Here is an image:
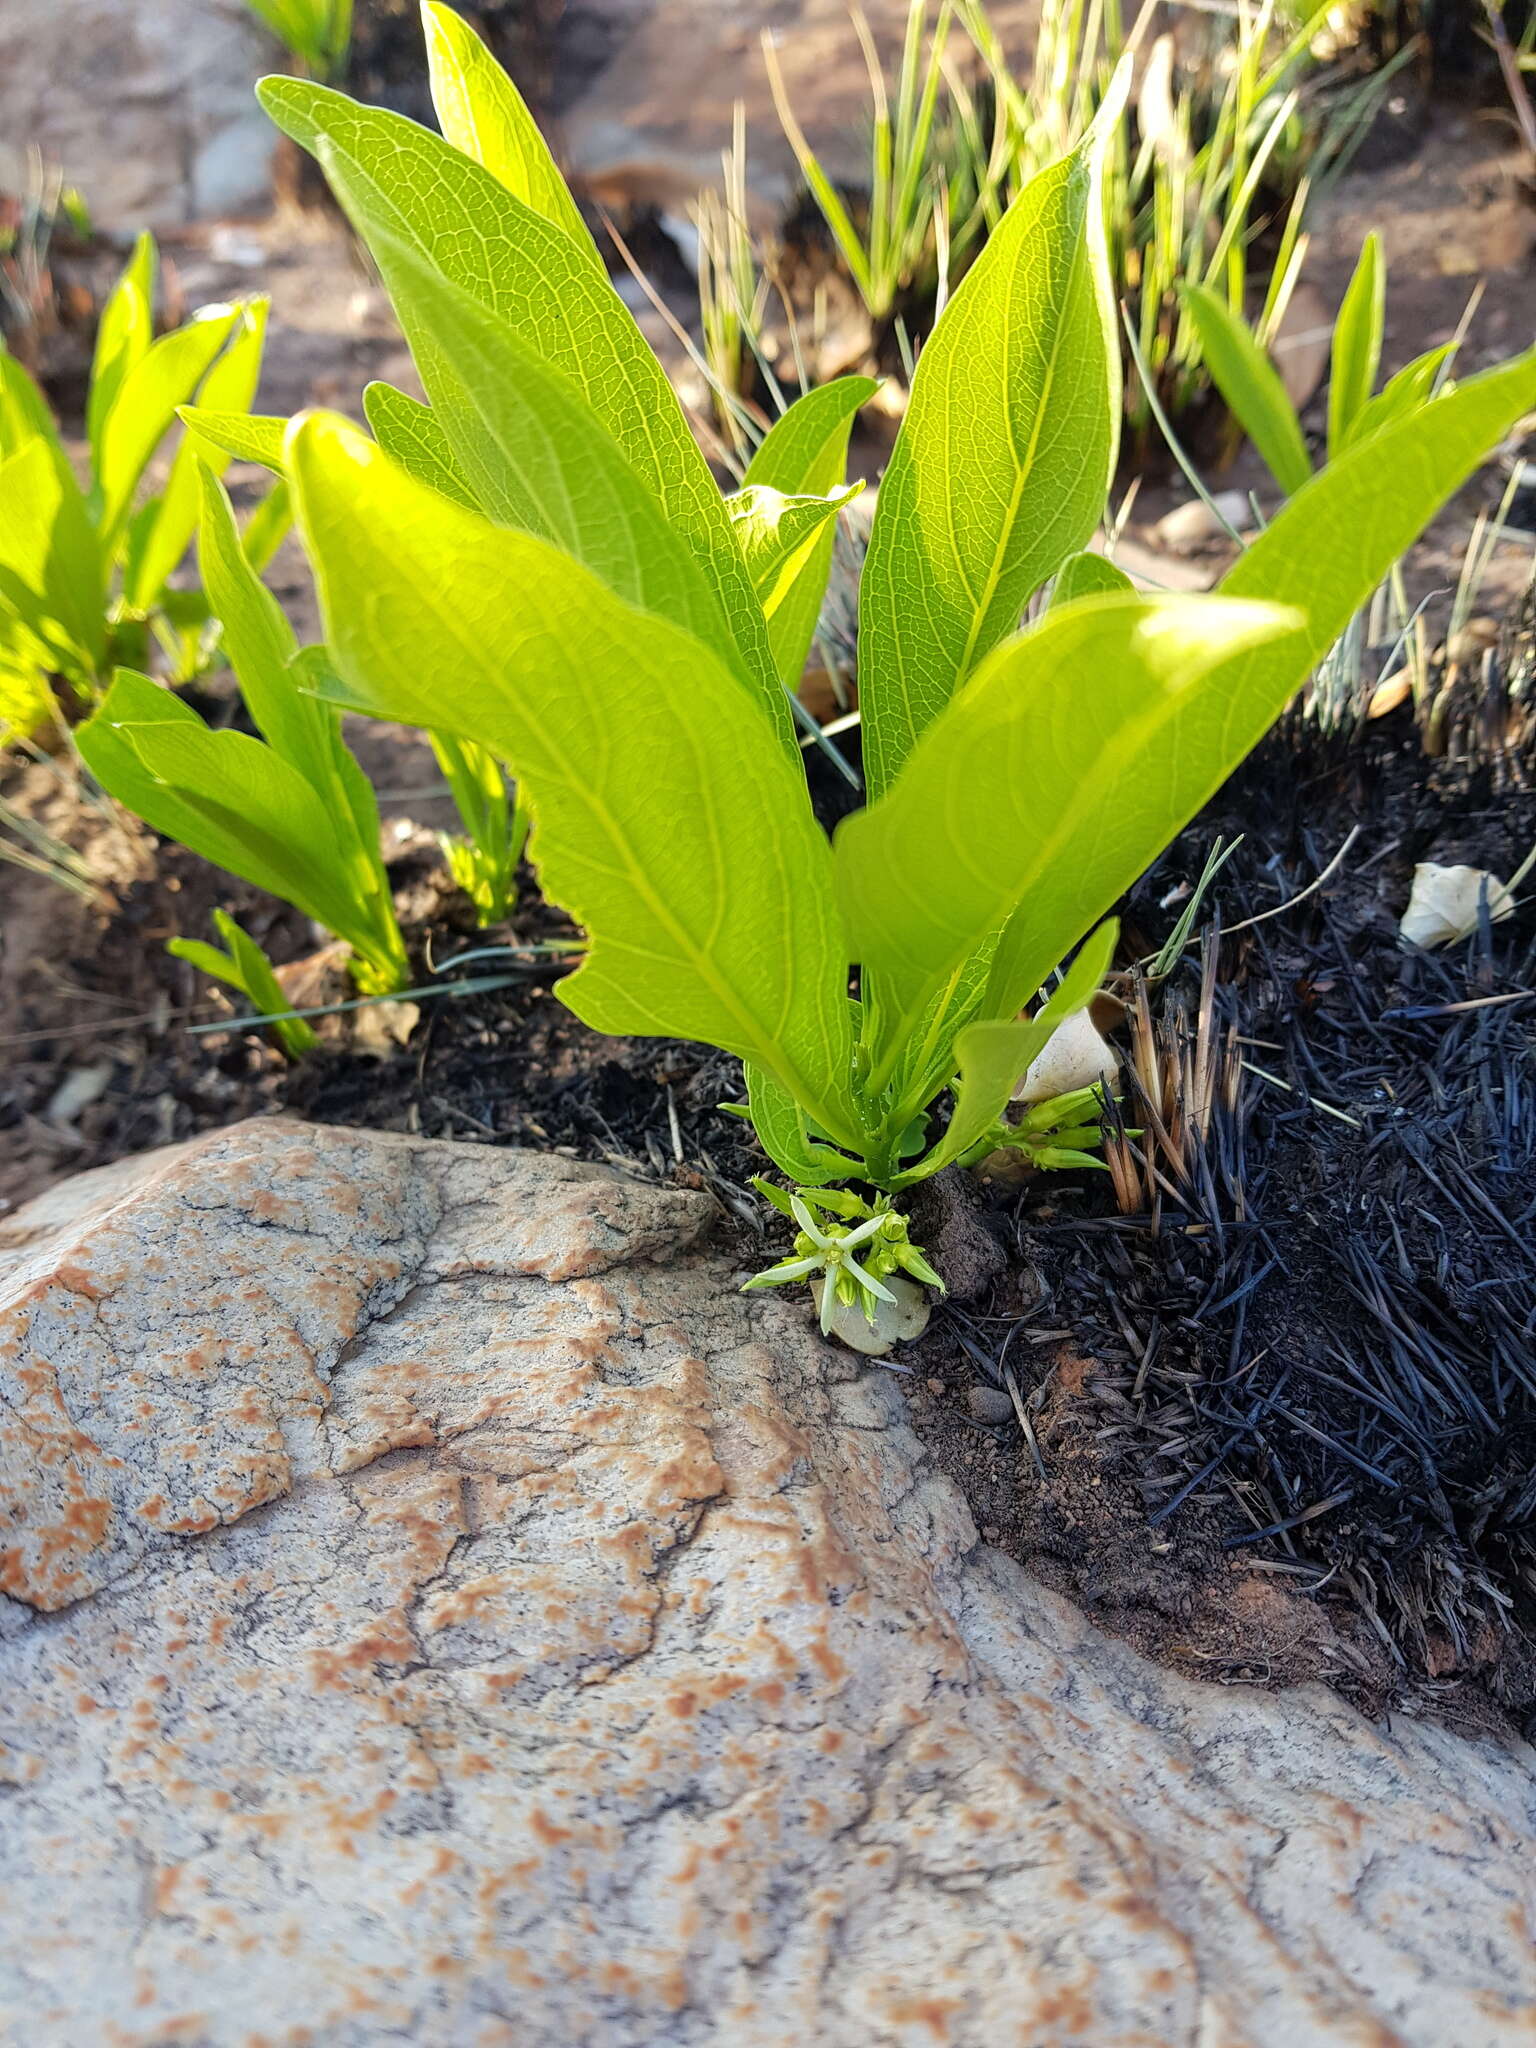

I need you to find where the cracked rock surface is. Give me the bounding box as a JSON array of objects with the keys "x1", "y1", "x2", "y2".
[{"x1": 2, "y1": 1117, "x2": 1534, "y2": 2047}]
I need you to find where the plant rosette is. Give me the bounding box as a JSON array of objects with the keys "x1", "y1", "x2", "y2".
[{"x1": 179, "y1": 3, "x2": 1536, "y2": 1354}]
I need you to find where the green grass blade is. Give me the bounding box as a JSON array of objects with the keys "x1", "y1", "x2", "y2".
[
  {"x1": 1328, "y1": 231, "x2": 1384, "y2": 460},
  {"x1": 1180, "y1": 282, "x2": 1312, "y2": 496}
]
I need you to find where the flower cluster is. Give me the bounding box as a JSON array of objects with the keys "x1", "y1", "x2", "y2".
[{"x1": 742, "y1": 1184, "x2": 944, "y2": 1334}]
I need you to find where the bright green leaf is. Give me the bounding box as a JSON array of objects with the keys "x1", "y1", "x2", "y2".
[
  {"x1": 897, "y1": 919, "x2": 1118, "y2": 1186},
  {"x1": 259, "y1": 77, "x2": 793, "y2": 751},
  {"x1": 126, "y1": 299, "x2": 271, "y2": 610},
  {"x1": 179, "y1": 407, "x2": 289, "y2": 472},
  {"x1": 744, "y1": 1062, "x2": 864, "y2": 1185},
  {"x1": 421, "y1": 1, "x2": 600, "y2": 265},
  {"x1": 362, "y1": 383, "x2": 479, "y2": 509},
  {"x1": 742, "y1": 376, "x2": 875, "y2": 689},
  {"x1": 287, "y1": 409, "x2": 859, "y2": 1143},
  {"x1": 744, "y1": 378, "x2": 878, "y2": 495},
  {"x1": 283, "y1": 641, "x2": 396, "y2": 902},
  {"x1": 195, "y1": 466, "x2": 311, "y2": 762},
  {"x1": 244, "y1": 0, "x2": 350, "y2": 77},
  {"x1": 727, "y1": 483, "x2": 862, "y2": 639},
  {"x1": 432, "y1": 729, "x2": 524, "y2": 925},
  {"x1": 87, "y1": 232, "x2": 156, "y2": 474},
  {"x1": 171, "y1": 908, "x2": 318, "y2": 1058},
  {"x1": 77, "y1": 669, "x2": 381, "y2": 946},
  {"x1": 338, "y1": 213, "x2": 752, "y2": 676},
  {"x1": 0, "y1": 352, "x2": 62, "y2": 462},
  {"x1": 1048, "y1": 550, "x2": 1136, "y2": 608},
  {"x1": 241, "y1": 478, "x2": 294, "y2": 573},
  {"x1": 1180, "y1": 282, "x2": 1312, "y2": 496},
  {"x1": 1347, "y1": 343, "x2": 1455, "y2": 453},
  {"x1": 836, "y1": 593, "x2": 1302, "y2": 1085},
  {"x1": 857, "y1": 82, "x2": 1124, "y2": 799},
  {"x1": 97, "y1": 307, "x2": 241, "y2": 548},
  {"x1": 980, "y1": 347, "x2": 1536, "y2": 1029},
  {"x1": 0, "y1": 437, "x2": 108, "y2": 684},
  {"x1": 0, "y1": 660, "x2": 58, "y2": 741}
]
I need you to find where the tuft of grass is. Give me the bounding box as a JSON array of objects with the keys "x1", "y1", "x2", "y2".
[
  {"x1": 693, "y1": 105, "x2": 779, "y2": 456},
  {"x1": 763, "y1": 0, "x2": 1416, "y2": 438},
  {"x1": 241, "y1": 0, "x2": 352, "y2": 83},
  {"x1": 763, "y1": 1, "x2": 958, "y2": 325},
  {"x1": 0, "y1": 791, "x2": 99, "y2": 901}
]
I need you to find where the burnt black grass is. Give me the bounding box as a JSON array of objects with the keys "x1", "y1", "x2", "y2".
[{"x1": 986, "y1": 714, "x2": 1536, "y2": 1711}]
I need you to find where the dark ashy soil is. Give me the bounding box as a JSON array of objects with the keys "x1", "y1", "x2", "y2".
[
  {"x1": 902, "y1": 685, "x2": 1536, "y2": 1733},
  {"x1": 0, "y1": 710, "x2": 864, "y2": 1216}
]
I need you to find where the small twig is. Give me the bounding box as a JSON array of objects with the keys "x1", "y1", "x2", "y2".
[
  {"x1": 597, "y1": 206, "x2": 761, "y2": 471},
  {"x1": 1484, "y1": 0, "x2": 1536, "y2": 162},
  {"x1": 1240, "y1": 1059, "x2": 1364, "y2": 1129},
  {"x1": 1381, "y1": 990, "x2": 1533, "y2": 1021},
  {"x1": 1120, "y1": 301, "x2": 1244, "y2": 543},
  {"x1": 665, "y1": 1084, "x2": 684, "y2": 1165},
  {"x1": 187, "y1": 971, "x2": 527, "y2": 1037},
  {"x1": 1223, "y1": 826, "x2": 1362, "y2": 937},
  {"x1": 1003, "y1": 1360, "x2": 1047, "y2": 1482},
  {"x1": 0, "y1": 1006, "x2": 197, "y2": 1049}
]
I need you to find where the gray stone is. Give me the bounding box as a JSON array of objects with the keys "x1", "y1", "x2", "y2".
[
  {"x1": 811, "y1": 1269, "x2": 930, "y2": 1355},
  {"x1": 2, "y1": 1118, "x2": 1535, "y2": 2046},
  {"x1": 0, "y1": 0, "x2": 272, "y2": 230},
  {"x1": 563, "y1": 0, "x2": 1040, "y2": 206},
  {"x1": 1152, "y1": 489, "x2": 1254, "y2": 554},
  {"x1": 966, "y1": 1383, "x2": 1016, "y2": 1424}
]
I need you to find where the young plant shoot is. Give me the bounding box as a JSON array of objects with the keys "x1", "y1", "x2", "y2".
[
  {"x1": 1181, "y1": 232, "x2": 1454, "y2": 499},
  {"x1": 242, "y1": 0, "x2": 353, "y2": 83},
  {"x1": 255, "y1": 4, "x2": 1536, "y2": 1327},
  {"x1": 77, "y1": 469, "x2": 410, "y2": 996},
  {"x1": 432, "y1": 731, "x2": 528, "y2": 926},
  {"x1": 170, "y1": 908, "x2": 319, "y2": 1059},
  {"x1": 0, "y1": 235, "x2": 268, "y2": 742}
]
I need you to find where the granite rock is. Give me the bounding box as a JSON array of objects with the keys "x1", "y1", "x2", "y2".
[{"x1": 2, "y1": 1118, "x2": 1534, "y2": 2046}]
